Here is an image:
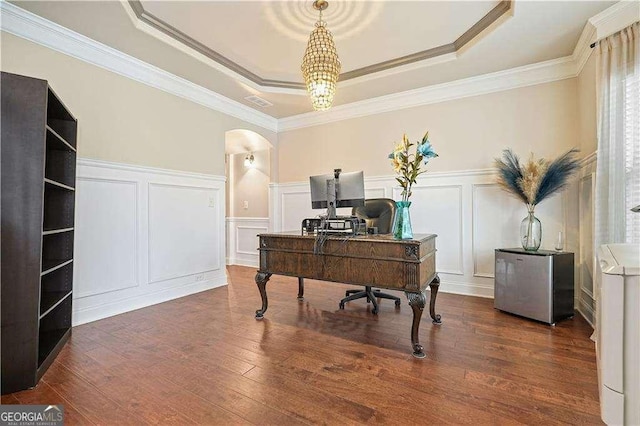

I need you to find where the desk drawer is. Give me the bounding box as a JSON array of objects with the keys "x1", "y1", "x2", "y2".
[{"x1": 259, "y1": 234, "x2": 437, "y2": 291}]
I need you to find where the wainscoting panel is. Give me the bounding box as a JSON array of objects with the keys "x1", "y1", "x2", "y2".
[
  {"x1": 226, "y1": 217, "x2": 269, "y2": 267},
  {"x1": 578, "y1": 159, "x2": 596, "y2": 325},
  {"x1": 72, "y1": 159, "x2": 226, "y2": 326},
  {"x1": 272, "y1": 172, "x2": 496, "y2": 297},
  {"x1": 472, "y1": 184, "x2": 522, "y2": 278},
  {"x1": 472, "y1": 184, "x2": 565, "y2": 278},
  {"x1": 148, "y1": 183, "x2": 221, "y2": 284},
  {"x1": 405, "y1": 185, "x2": 464, "y2": 275},
  {"x1": 74, "y1": 178, "x2": 138, "y2": 298},
  {"x1": 281, "y1": 191, "x2": 316, "y2": 232},
  {"x1": 270, "y1": 167, "x2": 589, "y2": 299}
]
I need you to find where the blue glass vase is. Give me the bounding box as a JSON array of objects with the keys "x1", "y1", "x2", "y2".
[{"x1": 393, "y1": 201, "x2": 413, "y2": 240}]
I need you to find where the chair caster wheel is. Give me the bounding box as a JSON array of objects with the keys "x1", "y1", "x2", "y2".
[
  {"x1": 339, "y1": 302, "x2": 345, "y2": 310},
  {"x1": 345, "y1": 291, "x2": 350, "y2": 297},
  {"x1": 395, "y1": 300, "x2": 401, "y2": 307},
  {"x1": 372, "y1": 308, "x2": 378, "y2": 315}
]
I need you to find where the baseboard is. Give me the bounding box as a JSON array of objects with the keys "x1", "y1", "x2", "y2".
[
  {"x1": 72, "y1": 275, "x2": 227, "y2": 326},
  {"x1": 439, "y1": 280, "x2": 494, "y2": 298},
  {"x1": 577, "y1": 299, "x2": 595, "y2": 327},
  {"x1": 227, "y1": 257, "x2": 259, "y2": 268}
]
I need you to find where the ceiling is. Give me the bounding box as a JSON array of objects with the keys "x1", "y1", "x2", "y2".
[{"x1": 9, "y1": 1, "x2": 616, "y2": 118}]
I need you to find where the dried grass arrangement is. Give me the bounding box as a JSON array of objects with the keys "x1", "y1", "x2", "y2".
[
  {"x1": 495, "y1": 148, "x2": 581, "y2": 209},
  {"x1": 494, "y1": 148, "x2": 581, "y2": 251}
]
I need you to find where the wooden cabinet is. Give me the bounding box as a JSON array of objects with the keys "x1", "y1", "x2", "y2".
[{"x1": 1, "y1": 72, "x2": 77, "y2": 394}]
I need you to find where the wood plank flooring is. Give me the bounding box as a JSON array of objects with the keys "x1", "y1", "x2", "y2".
[{"x1": 2, "y1": 265, "x2": 602, "y2": 425}]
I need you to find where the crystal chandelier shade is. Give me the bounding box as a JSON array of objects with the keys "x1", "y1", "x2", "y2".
[{"x1": 301, "y1": 1, "x2": 341, "y2": 111}]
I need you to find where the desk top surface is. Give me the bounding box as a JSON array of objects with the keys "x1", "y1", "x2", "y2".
[{"x1": 258, "y1": 232, "x2": 436, "y2": 244}]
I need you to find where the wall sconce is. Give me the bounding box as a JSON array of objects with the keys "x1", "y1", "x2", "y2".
[{"x1": 244, "y1": 153, "x2": 255, "y2": 168}]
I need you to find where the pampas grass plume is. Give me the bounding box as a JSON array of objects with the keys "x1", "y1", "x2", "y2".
[{"x1": 495, "y1": 148, "x2": 580, "y2": 207}]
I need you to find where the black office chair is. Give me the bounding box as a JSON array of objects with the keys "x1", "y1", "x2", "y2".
[{"x1": 339, "y1": 198, "x2": 401, "y2": 314}]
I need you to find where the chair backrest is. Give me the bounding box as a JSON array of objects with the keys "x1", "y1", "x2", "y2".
[{"x1": 352, "y1": 198, "x2": 396, "y2": 234}]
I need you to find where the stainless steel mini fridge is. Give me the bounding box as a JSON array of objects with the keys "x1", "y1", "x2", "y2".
[{"x1": 494, "y1": 248, "x2": 574, "y2": 325}]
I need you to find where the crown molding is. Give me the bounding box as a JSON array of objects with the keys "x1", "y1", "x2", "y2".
[
  {"x1": 1, "y1": 0, "x2": 634, "y2": 135},
  {"x1": 572, "y1": 22, "x2": 597, "y2": 75},
  {"x1": 0, "y1": 0, "x2": 278, "y2": 132},
  {"x1": 589, "y1": 0, "x2": 640, "y2": 32},
  {"x1": 278, "y1": 56, "x2": 577, "y2": 131},
  {"x1": 278, "y1": 0, "x2": 639, "y2": 131}
]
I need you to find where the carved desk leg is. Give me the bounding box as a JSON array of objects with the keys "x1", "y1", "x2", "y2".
[
  {"x1": 255, "y1": 272, "x2": 272, "y2": 319},
  {"x1": 297, "y1": 277, "x2": 304, "y2": 301},
  {"x1": 406, "y1": 291, "x2": 427, "y2": 359},
  {"x1": 429, "y1": 274, "x2": 442, "y2": 324}
]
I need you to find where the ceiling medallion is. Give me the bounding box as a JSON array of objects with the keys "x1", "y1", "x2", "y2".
[{"x1": 301, "y1": 0, "x2": 341, "y2": 111}]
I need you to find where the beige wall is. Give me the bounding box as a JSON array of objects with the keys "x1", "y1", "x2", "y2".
[
  {"x1": 1, "y1": 33, "x2": 276, "y2": 176},
  {"x1": 277, "y1": 79, "x2": 580, "y2": 182},
  {"x1": 577, "y1": 53, "x2": 598, "y2": 155},
  {"x1": 229, "y1": 149, "x2": 270, "y2": 217}
]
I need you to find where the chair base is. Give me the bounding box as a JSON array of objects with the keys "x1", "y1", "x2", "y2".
[{"x1": 339, "y1": 286, "x2": 401, "y2": 315}]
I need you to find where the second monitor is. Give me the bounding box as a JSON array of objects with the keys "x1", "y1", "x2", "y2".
[{"x1": 310, "y1": 169, "x2": 365, "y2": 219}]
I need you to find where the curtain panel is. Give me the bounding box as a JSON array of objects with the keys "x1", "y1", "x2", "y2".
[
  {"x1": 593, "y1": 22, "x2": 640, "y2": 335},
  {"x1": 595, "y1": 21, "x2": 639, "y2": 248}
]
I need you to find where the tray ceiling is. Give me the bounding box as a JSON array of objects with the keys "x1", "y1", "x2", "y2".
[
  {"x1": 134, "y1": 0, "x2": 508, "y2": 88},
  {"x1": 6, "y1": 1, "x2": 618, "y2": 118}
]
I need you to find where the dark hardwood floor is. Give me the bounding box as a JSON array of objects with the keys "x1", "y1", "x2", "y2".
[{"x1": 2, "y1": 265, "x2": 602, "y2": 425}]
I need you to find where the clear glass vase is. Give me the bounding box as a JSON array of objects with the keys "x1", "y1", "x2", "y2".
[
  {"x1": 393, "y1": 201, "x2": 413, "y2": 240},
  {"x1": 520, "y1": 205, "x2": 542, "y2": 251}
]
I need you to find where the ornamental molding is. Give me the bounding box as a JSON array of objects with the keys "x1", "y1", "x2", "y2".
[{"x1": 1, "y1": 0, "x2": 636, "y2": 131}]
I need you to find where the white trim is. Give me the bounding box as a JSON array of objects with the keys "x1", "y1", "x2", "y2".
[
  {"x1": 572, "y1": 23, "x2": 597, "y2": 75},
  {"x1": 278, "y1": 57, "x2": 577, "y2": 131},
  {"x1": 275, "y1": 168, "x2": 496, "y2": 189},
  {"x1": 225, "y1": 217, "x2": 269, "y2": 268},
  {"x1": 225, "y1": 217, "x2": 270, "y2": 223},
  {"x1": 440, "y1": 280, "x2": 493, "y2": 299},
  {"x1": 577, "y1": 298, "x2": 595, "y2": 327},
  {"x1": 236, "y1": 225, "x2": 267, "y2": 255},
  {"x1": 580, "y1": 151, "x2": 598, "y2": 167},
  {"x1": 73, "y1": 275, "x2": 225, "y2": 326},
  {"x1": 73, "y1": 158, "x2": 227, "y2": 325},
  {"x1": 118, "y1": 0, "x2": 304, "y2": 97},
  {"x1": 78, "y1": 158, "x2": 225, "y2": 182},
  {"x1": 0, "y1": 0, "x2": 278, "y2": 132},
  {"x1": 2, "y1": 0, "x2": 635, "y2": 133},
  {"x1": 588, "y1": 0, "x2": 640, "y2": 34}
]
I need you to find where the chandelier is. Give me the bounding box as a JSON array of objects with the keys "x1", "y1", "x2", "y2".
[{"x1": 301, "y1": 0, "x2": 341, "y2": 111}]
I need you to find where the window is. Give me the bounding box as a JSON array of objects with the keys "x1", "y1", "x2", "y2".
[{"x1": 624, "y1": 72, "x2": 640, "y2": 243}]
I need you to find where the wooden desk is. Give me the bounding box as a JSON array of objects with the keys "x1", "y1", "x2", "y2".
[{"x1": 254, "y1": 232, "x2": 440, "y2": 358}]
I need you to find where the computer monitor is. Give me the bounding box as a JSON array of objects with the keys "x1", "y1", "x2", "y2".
[{"x1": 310, "y1": 169, "x2": 365, "y2": 218}]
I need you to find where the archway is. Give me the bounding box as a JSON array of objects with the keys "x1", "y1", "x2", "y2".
[{"x1": 224, "y1": 129, "x2": 273, "y2": 266}]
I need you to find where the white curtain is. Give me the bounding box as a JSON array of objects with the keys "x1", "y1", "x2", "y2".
[
  {"x1": 593, "y1": 22, "x2": 640, "y2": 336},
  {"x1": 595, "y1": 22, "x2": 640, "y2": 248}
]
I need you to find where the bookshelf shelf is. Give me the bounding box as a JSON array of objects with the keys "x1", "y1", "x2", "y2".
[{"x1": 1, "y1": 72, "x2": 77, "y2": 394}]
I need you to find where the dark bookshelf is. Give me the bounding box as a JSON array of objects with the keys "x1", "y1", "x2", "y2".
[{"x1": 1, "y1": 72, "x2": 77, "y2": 394}]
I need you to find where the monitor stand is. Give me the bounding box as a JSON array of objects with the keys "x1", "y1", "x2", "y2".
[{"x1": 326, "y1": 176, "x2": 337, "y2": 219}]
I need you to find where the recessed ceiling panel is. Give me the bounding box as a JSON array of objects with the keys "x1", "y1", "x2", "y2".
[{"x1": 140, "y1": 0, "x2": 499, "y2": 82}]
